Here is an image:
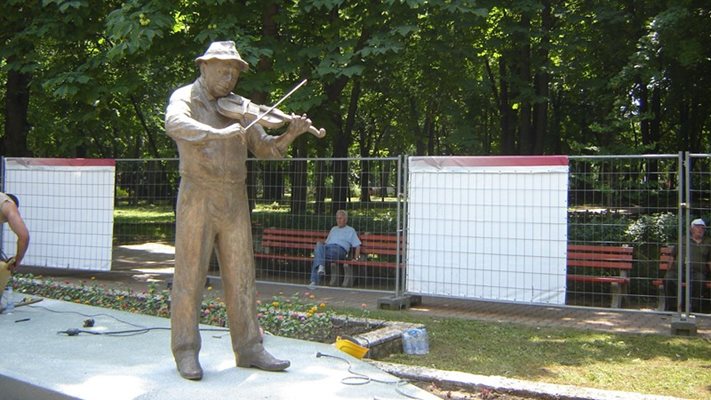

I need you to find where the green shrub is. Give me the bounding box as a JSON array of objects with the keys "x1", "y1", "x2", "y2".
[
  {"x1": 623, "y1": 212, "x2": 677, "y2": 245},
  {"x1": 568, "y1": 211, "x2": 632, "y2": 244}
]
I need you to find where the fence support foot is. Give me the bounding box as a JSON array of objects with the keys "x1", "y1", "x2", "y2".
[
  {"x1": 377, "y1": 295, "x2": 421, "y2": 310},
  {"x1": 671, "y1": 314, "x2": 697, "y2": 336}
]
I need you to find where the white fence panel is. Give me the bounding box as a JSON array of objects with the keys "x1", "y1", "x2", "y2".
[
  {"x1": 406, "y1": 156, "x2": 569, "y2": 304},
  {"x1": 2, "y1": 158, "x2": 115, "y2": 271}
]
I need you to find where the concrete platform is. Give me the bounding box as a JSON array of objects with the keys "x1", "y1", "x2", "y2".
[{"x1": 0, "y1": 296, "x2": 438, "y2": 400}]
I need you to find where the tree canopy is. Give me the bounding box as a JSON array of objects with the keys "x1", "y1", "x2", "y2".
[{"x1": 2, "y1": 0, "x2": 710, "y2": 159}]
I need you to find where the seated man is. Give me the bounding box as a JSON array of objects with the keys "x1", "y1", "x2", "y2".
[
  {"x1": 308, "y1": 210, "x2": 360, "y2": 290},
  {"x1": 664, "y1": 218, "x2": 711, "y2": 313}
]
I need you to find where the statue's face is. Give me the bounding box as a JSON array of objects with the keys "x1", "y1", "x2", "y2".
[{"x1": 200, "y1": 60, "x2": 240, "y2": 98}]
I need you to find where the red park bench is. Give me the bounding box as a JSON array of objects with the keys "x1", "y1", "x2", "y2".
[
  {"x1": 566, "y1": 244, "x2": 634, "y2": 308},
  {"x1": 255, "y1": 228, "x2": 403, "y2": 287}
]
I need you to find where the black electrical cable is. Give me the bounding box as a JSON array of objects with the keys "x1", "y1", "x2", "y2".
[
  {"x1": 57, "y1": 326, "x2": 231, "y2": 337},
  {"x1": 29, "y1": 304, "x2": 149, "y2": 329},
  {"x1": 28, "y1": 304, "x2": 230, "y2": 337},
  {"x1": 57, "y1": 327, "x2": 170, "y2": 337},
  {"x1": 315, "y1": 352, "x2": 425, "y2": 400}
]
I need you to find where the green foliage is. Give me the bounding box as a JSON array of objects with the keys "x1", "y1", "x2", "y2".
[
  {"x1": 104, "y1": 0, "x2": 174, "y2": 61},
  {"x1": 568, "y1": 211, "x2": 632, "y2": 244},
  {"x1": 624, "y1": 212, "x2": 678, "y2": 245},
  {"x1": 2, "y1": 1, "x2": 711, "y2": 159}
]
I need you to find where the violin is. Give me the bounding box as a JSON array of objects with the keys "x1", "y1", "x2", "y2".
[{"x1": 216, "y1": 93, "x2": 326, "y2": 138}]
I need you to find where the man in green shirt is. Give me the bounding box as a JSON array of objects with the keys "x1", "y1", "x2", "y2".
[{"x1": 664, "y1": 218, "x2": 711, "y2": 313}]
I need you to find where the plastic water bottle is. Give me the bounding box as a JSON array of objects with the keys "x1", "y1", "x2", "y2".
[
  {"x1": 4, "y1": 287, "x2": 14, "y2": 314},
  {"x1": 402, "y1": 329, "x2": 416, "y2": 354},
  {"x1": 403, "y1": 328, "x2": 430, "y2": 355},
  {"x1": 407, "y1": 328, "x2": 429, "y2": 355},
  {"x1": 416, "y1": 328, "x2": 430, "y2": 355},
  {"x1": 413, "y1": 328, "x2": 424, "y2": 355}
]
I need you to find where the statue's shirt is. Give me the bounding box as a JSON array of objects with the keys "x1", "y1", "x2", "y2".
[{"x1": 165, "y1": 77, "x2": 284, "y2": 184}]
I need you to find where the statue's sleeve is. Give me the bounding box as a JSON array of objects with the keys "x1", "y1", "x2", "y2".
[
  {"x1": 165, "y1": 86, "x2": 214, "y2": 142},
  {"x1": 245, "y1": 125, "x2": 287, "y2": 160}
]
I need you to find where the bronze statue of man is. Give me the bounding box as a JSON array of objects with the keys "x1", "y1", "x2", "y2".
[{"x1": 165, "y1": 41, "x2": 316, "y2": 380}]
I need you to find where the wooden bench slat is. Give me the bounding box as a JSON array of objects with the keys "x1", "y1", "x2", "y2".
[
  {"x1": 566, "y1": 259, "x2": 634, "y2": 270},
  {"x1": 263, "y1": 228, "x2": 327, "y2": 236},
  {"x1": 333, "y1": 259, "x2": 398, "y2": 269},
  {"x1": 567, "y1": 274, "x2": 629, "y2": 284},
  {"x1": 255, "y1": 253, "x2": 312, "y2": 263},
  {"x1": 567, "y1": 251, "x2": 633, "y2": 260},
  {"x1": 652, "y1": 278, "x2": 711, "y2": 289},
  {"x1": 261, "y1": 241, "x2": 314, "y2": 250},
  {"x1": 568, "y1": 244, "x2": 633, "y2": 254}
]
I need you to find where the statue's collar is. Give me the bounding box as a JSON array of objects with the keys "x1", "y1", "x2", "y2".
[{"x1": 192, "y1": 77, "x2": 215, "y2": 103}]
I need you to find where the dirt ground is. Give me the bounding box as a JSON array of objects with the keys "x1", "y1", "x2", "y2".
[{"x1": 413, "y1": 381, "x2": 536, "y2": 400}]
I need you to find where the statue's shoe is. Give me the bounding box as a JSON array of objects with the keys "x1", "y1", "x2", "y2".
[
  {"x1": 175, "y1": 353, "x2": 203, "y2": 380},
  {"x1": 237, "y1": 348, "x2": 290, "y2": 371}
]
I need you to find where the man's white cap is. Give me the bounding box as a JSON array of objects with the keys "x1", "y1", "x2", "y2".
[{"x1": 691, "y1": 218, "x2": 706, "y2": 227}]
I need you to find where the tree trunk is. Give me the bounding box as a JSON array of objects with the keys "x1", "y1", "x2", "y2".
[
  {"x1": 533, "y1": 0, "x2": 552, "y2": 154},
  {"x1": 290, "y1": 139, "x2": 308, "y2": 214},
  {"x1": 426, "y1": 106, "x2": 435, "y2": 155},
  {"x1": 639, "y1": 82, "x2": 650, "y2": 146},
  {"x1": 410, "y1": 97, "x2": 425, "y2": 155},
  {"x1": 253, "y1": 1, "x2": 282, "y2": 210},
  {"x1": 314, "y1": 158, "x2": 327, "y2": 215},
  {"x1": 517, "y1": 14, "x2": 532, "y2": 155},
  {"x1": 499, "y1": 58, "x2": 516, "y2": 154},
  {"x1": 3, "y1": 69, "x2": 32, "y2": 157}
]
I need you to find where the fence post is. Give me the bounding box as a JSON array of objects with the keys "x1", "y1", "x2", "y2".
[{"x1": 671, "y1": 151, "x2": 698, "y2": 335}]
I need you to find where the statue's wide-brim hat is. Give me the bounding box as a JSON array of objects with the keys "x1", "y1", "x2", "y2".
[{"x1": 195, "y1": 41, "x2": 249, "y2": 71}]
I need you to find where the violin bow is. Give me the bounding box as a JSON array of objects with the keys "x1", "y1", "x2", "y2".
[{"x1": 244, "y1": 79, "x2": 308, "y2": 131}]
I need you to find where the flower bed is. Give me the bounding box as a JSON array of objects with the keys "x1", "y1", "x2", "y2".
[{"x1": 11, "y1": 274, "x2": 381, "y2": 345}]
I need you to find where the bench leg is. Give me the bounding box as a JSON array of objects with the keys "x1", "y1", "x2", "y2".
[
  {"x1": 657, "y1": 285, "x2": 666, "y2": 311},
  {"x1": 342, "y1": 264, "x2": 353, "y2": 287},
  {"x1": 329, "y1": 263, "x2": 340, "y2": 286},
  {"x1": 610, "y1": 283, "x2": 625, "y2": 308}
]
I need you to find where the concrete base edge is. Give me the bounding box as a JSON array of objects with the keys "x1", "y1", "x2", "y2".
[{"x1": 369, "y1": 361, "x2": 684, "y2": 400}]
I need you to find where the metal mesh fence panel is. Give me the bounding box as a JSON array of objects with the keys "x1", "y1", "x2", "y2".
[
  {"x1": 684, "y1": 154, "x2": 711, "y2": 314},
  {"x1": 249, "y1": 157, "x2": 402, "y2": 291},
  {"x1": 567, "y1": 155, "x2": 682, "y2": 310},
  {"x1": 114, "y1": 159, "x2": 180, "y2": 246},
  {"x1": 114, "y1": 157, "x2": 403, "y2": 291},
  {"x1": 14, "y1": 154, "x2": 708, "y2": 313}
]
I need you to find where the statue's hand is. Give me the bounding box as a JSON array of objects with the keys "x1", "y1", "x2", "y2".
[
  {"x1": 274, "y1": 114, "x2": 316, "y2": 155},
  {"x1": 286, "y1": 114, "x2": 312, "y2": 137},
  {"x1": 216, "y1": 123, "x2": 245, "y2": 139}
]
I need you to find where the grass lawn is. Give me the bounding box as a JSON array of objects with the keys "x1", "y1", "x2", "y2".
[{"x1": 345, "y1": 308, "x2": 711, "y2": 399}]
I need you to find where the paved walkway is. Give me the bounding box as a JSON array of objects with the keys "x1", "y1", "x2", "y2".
[{"x1": 19, "y1": 242, "x2": 711, "y2": 339}]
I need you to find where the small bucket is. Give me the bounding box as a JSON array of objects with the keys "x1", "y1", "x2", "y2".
[
  {"x1": 335, "y1": 336, "x2": 369, "y2": 359},
  {"x1": 0, "y1": 260, "x2": 11, "y2": 291}
]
